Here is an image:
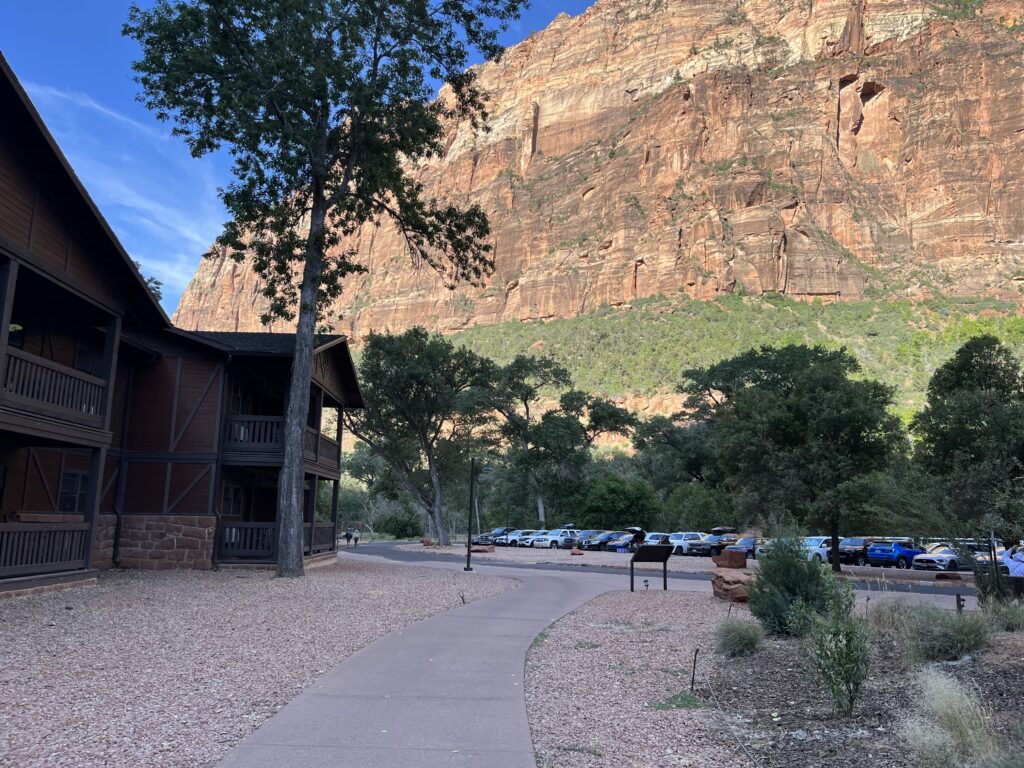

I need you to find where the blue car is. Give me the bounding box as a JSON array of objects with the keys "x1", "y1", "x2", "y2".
[{"x1": 866, "y1": 538, "x2": 925, "y2": 569}]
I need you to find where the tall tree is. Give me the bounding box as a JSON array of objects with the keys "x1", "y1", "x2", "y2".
[
  {"x1": 911, "y1": 335, "x2": 1024, "y2": 540},
  {"x1": 684, "y1": 346, "x2": 905, "y2": 571},
  {"x1": 342, "y1": 329, "x2": 494, "y2": 545},
  {"x1": 485, "y1": 355, "x2": 572, "y2": 524},
  {"x1": 125, "y1": 0, "x2": 526, "y2": 575}
]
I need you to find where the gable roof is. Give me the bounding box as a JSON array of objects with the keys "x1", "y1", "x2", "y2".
[{"x1": 0, "y1": 51, "x2": 169, "y2": 329}]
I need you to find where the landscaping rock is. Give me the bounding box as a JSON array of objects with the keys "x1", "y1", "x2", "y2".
[
  {"x1": 470, "y1": 545, "x2": 495, "y2": 553},
  {"x1": 570, "y1": 548, "x2": 584, "y2": 556},
  {"x1": 711, "y1": 568, "x2": 754, "y2": 603},
  {"x1": 712, "y1": 550, "x2": 747, "y2": 569}
]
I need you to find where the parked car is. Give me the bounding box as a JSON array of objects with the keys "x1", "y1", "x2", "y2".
[
  {"x1": 912, "y1": 543, "x2": 964, "y2": 571},
  {"x1": 803, "y1": 536, "x2": 832, "y2": 563},
  {"x1": 667, "y1": 532, "x2": 706, "y2": 555},
  {"x1": 532, "y1": 528, "x2": 582, "y2": 549},
  {"x1": 573, "y1": 530, "x2": 603, "y2": 545},
  {"x1": 472, "y1": 526, "x2": 515, "y2": 545},
  {"x1": 604, "y1": 532, "x2": 636, "y2": 552},
  {"x1": 755, "y1": 539, "x2": 775, "y2": 559},
  {"x1": 580, "y1": 531, "x2": 621, "y2": 550},
  {"x1": 827, "y1": 537, "x2": 879, "y2": 567},
  {"x1": 519, "y1": 530, "x2": 550, "y2": 547},
  {"x1": 724, "y1": 536, "x2": 762, "y2": 559},
  {"x1": 689, "y1": 528, "x2": 740, "y2": 557},
  {"x1": 975, "y1": 548, "x2": 1011, "y2": 575},
  {"x1": 495, "y1": 529, "x2": 532, "y2": 546},
  {"x1": 644, "y1": 532, "x2": 671, "y2": 545},
  {"x1": 505, "y1": 528, "x2": 540, "y2": 548},
  {"x1": 866, "y1": 538, "x2": 925, "y2": 569}
]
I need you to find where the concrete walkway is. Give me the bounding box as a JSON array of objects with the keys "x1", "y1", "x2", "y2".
[
  {"x1": 215, "y1": 554, "x2": 699, "y2": 768},
  {"x1": 215, "y1": 548, "x2": 970, "y2": 768}
]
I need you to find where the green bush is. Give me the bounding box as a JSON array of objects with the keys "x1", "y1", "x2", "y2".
[
  {"x1": 714, "y1": 617, "x2": 763, "y2": 657},
  {"x1": 905, "y1": 605, "x2": 990, "y2": 663},
  {"x1": 376, "y1": 513, "x2": 424, "y2": 539},
  {"x1": 748, "y1": 536, "x2": 835, "y2": 634},
  {"x1": 803, "y1": 580, "x2": 870, "y2": 715},
  {"x1": 989, "y1": 600, "x2": 1024, "y2": 632},
  {"x1": 577, "y1": 475, "x2": 660, "y2": 530}
]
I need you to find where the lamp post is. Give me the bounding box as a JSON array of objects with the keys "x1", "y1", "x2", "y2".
[{"x1": 465, "y1": 457, "x2": 476, "y2": 572}]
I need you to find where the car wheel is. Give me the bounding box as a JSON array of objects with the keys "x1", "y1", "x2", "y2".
[
  {"x1": 896, "y1": 557, "x2": 909, "y2": 569},
  {"x1": 854, "y1": 554, "x2": 866, "y2": 566},
  {"x1": 947, "y1": 560, "x2": 959, "y2": 571},
  {"x1": 812, "y1": 554, "x2": 822, "y2": 564},
  {"x1": 549, "y1": 541, "x2": 558, "y2": 549}
]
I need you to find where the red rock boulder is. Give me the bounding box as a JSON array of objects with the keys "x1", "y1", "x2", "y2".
[{"x1": 712, "y1": 568, "x2": 755, "y2": 603}]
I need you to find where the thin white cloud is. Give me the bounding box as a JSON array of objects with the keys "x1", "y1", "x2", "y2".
[{"x1": 25, "y1": 82, "x2": 165, "y2": 139}]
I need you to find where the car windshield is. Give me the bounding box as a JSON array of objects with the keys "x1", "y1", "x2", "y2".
[
  {"x1": 734, "y1": 537, "x2": 756, "y2": 546},
  {"x1": 925, "y1": 543, "x2": 950, "y2": 553},
  {"x1": 531, "y1": 531, "x2": 549, "y2": 537},
  {"x1": 703, "y1": 535, "x2": 722, "y2": 543}
]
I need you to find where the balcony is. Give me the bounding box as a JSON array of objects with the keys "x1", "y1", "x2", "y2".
[
  {"x1": 1, "y1": 347, "x2": 106, "y2": 428},
  {"x1": 223, "y1": 415, "x2": 341, "y2": 469}
]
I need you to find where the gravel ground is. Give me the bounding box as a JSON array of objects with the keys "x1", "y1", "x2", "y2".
[
  {"x1": 397, "y1": 543, "x2": 719, "y2": 574},
  {"x1": 0, "y1": 558, "x2": 513, "y2": 768},
  {"x1": 525, "y1": 590, "x2": 744, "y2": 768}
]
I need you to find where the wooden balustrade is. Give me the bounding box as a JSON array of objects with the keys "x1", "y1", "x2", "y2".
[
  {"x1": 216, "y1": 522, "x2": 276, "y2": 561},
  {"x1": 311, "y1": 523, "x2": 335, "y2": 554},
  {"x1": 2, "y1": 348, "x2": 105, "y2": 424},
  {"x1": 223, "y1": 416, "x2": 284, "y2": 450},
  {"x1": 0, "y1": 523, "x2": 89, "y2": 578}
]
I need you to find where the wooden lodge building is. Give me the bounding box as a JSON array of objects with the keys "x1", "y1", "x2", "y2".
[{"x1": 0, "y1": 54, "x2": 362, "y2": 593}]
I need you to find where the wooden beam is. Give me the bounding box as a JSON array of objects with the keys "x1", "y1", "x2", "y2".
[
  {"x1": 99, "y1": 313, "x2": 121, "y2": 432},
  {"x1": 82, "y1": 447, "x2": 105, "y2": 570},
  {"x1": 171, "y1": 365, "x2": 219, "y2": 451},
  {"x1": 0, "y1": 259, "x2": 19, "y2": 387}
]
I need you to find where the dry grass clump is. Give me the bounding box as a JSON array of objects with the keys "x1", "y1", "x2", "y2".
[
  {"x1": 901, "y1": 669, "x2": 1008, "y2": 767},
  {"x1": 988, "y1": 600, "x2": 1024, "y2": 633},
  {"x1": 868, "y1": 601, "x2": 989, "y2": 663},
  {"x1": 714, "y1": 617, "x2": 763, "y2": 657}
]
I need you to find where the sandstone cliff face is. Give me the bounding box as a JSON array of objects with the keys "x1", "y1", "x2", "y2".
[{"x1": 174, "y1": 0, "x2": 1024, "y2": 337}]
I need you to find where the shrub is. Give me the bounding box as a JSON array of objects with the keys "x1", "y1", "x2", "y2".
[
  {"x1": 376, "y1": 513, "x2": 424, "y2": 539},
  {"x1": 989, "y1": 600, "x2": 1024, "y2": 632},
  {"x1": 748, "y1": 535, "x2": 834, "y2": 634},
  {"x1": 901, "y1": 670, "x2": 1003, "y2": 766},
  {"x1": 905, "y1": 606, "x2": 990, "y2": 663},
  {"x1": 803, "y1": 580, "x2": 870, "y2": 715},
  {"x1": 975, "y1": 553, "x2": 1015, "y2": 606},
  {"x1": 714, "y1": 618, "x2": 763, "y2": 657}
]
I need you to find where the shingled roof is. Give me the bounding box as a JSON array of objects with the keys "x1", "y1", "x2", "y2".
[{"x1": 190, "y1": 331, "x2": 343, "y2": 356}]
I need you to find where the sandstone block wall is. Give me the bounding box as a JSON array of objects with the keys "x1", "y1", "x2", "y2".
[{"x1": 97, "y1": 515, "x2": 217, "y2": 571}]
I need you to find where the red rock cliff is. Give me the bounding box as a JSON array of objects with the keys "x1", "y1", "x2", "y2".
[{"x1": 174, "y1": 0, "x2": 1024, "y2": 337}]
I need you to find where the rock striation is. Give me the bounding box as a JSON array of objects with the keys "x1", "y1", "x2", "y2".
[{"x1": 174, "y1": 0, "x2": 1024, "y2": 338}]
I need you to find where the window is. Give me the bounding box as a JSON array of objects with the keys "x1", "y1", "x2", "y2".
[
  {"x1": 222, "y1": 483, "x2": 244, "y2": 518},
  {"x1": 58, "y1": 471, "x2": 89, "y2": 513},
  {"x1": 229, "y1": 382, "x2": 253, "y2": 415},
  {"x1": 74, "y1": 345, "x2": 103, "y2": 377},
  {"x1": 7, "y1": 323, "x2": 23, "y2": 349}
]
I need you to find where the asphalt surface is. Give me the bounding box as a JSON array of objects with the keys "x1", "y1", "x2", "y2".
[{"x1": 349, "y1": 540, "x2": 977, "y2": 599}]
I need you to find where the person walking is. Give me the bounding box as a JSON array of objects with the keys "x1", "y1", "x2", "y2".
[
  {"x1": 353, "y1": 529, "x2": 361, "y2": 548},
  {"x1": 344, "y1": 529, "x2": 353, "y2": 547},
  {"x1": 1003, "y1": 545, "x2": 1024, "y2": 577}
]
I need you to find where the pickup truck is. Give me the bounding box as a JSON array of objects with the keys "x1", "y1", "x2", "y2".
[{"x1": 531, "y1": 529, "x2": 580, "y2": 549}]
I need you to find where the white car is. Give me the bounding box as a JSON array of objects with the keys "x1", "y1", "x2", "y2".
[
  {"x1": 532, "y1": 529, "x2": 579, "y2": 549},
  {"x1": 668, "y1": 532, "x2": 706, "y2": 555},
  {"x1": 803, "y1": 536, "x2": 832, "y2": 563},
  {"x1": 644, "y1": 532, "x2": 671, "y2": 545},
  {"x1": 519, "y1": 530, "x2": 550, "y2": 547},
  {"x1": 503, "y1": 530, "x2": 537, "y2": 547},
  {"x1": 912, "y1": 543, "x2": 962, "y2": 571}
]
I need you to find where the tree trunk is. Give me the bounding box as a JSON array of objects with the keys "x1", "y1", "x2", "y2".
[
  {"x1": 535, "y1": 493, "x2": 546, "y2": 525},
  {"x1": 830, "y1": 517, "x2": 842, "y2": 574},
  {"x1": 276, "y1": 206, "x2": 326, "y2": 578},
  {"x1": 424, "y1": 448, "x2": 450, "y2": 545}
]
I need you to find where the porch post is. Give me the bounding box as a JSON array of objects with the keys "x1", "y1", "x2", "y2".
[
  {"x1": 330, "y1": 478, "x2": 339, "y2": 551},
  {"x1": 305, "y1": 473, "x2": 317, "y2": 555},
  {"x1": 99, "y1": 314, "x2": 122, "y2": 430},
  {"x1": 0, "y1": 260, "x2": 19, "y2": 383},
  {"x1": 83, "y1": 446, "x2": 105, "y2": 570}
]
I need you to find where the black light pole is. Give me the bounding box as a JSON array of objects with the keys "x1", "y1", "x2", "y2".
[{"x1": 465, "y1": 457, "x2": 476, "y2": 572}]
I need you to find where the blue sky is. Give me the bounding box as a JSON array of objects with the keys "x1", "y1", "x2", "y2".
[{"x1": 0, "y1": 1, "x2": 593, "y2": 313}]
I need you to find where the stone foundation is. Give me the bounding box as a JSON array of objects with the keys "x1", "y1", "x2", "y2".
[
  {"x1": 92, "y1": 514, "x2": 117, "y2": 570},
  {"x1": 114, "y1": 515, "x2": 217, "y2": 570}
]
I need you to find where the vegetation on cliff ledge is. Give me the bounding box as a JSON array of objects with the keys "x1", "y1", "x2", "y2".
[{"x1": 452, "y1": 294, "x2": 1024, "y2": 415}]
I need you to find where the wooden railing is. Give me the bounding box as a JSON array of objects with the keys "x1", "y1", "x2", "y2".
[
  {"x1": 216, "y1": 522, "x2": 276, "y2": 562},
  {"x1": 223, "y1": 416, "x2": 284, "y2": 451},
  {"x1": 0, "y1": 523, "x2": 89, "y2": 578},
  {"x1": 216, "y1": 521, "x2": 336, "y2": 562},
  {"x1": 3, "y1": 348, "x2": 105, "y2": 424},
  {"x1": 302, "y1": 427, "x2": 318, "y2": 459},
  {"x1": 318, "y1": 435, "x2": 341, "y2": 465},
  {"x1": 310, "y1": 523, "x2": 336, "y2": 554}
]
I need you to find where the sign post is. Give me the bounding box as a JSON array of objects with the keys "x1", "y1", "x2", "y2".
[
  {"x1": 464, "y1": 457, "x2": 475, "y2": 572},
  {"x1": 629, "y1": 545, "x2": 673, "y2": 592}
]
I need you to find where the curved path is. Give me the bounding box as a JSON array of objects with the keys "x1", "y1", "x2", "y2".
[
  {"x1": 215, "y1": 545, "x2": 970, "y2": 768},
  {"x1": 216, "y1": 552, "x2": 697, "y2": 768}
]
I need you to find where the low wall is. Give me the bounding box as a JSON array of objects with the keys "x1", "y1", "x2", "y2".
[{"x1": 95, "y1": 515, "x2": 217, "y2": 571}]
